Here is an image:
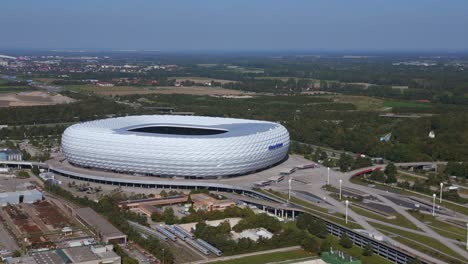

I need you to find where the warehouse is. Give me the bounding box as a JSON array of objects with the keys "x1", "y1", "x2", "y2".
[
  {"x1": 74, "y1": 207, "x2": 127, "y2": 245},
  {"x1": 0, "y1": 189, "x2": 43, "y2": 206}
]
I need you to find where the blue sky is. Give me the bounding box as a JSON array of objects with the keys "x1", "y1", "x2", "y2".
[{"x1": 1, "y1": 0, "x2": 467, "y2": 51}]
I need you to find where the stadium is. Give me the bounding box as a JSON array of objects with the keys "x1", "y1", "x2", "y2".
[{"x1": 61, "y1": 115, "x2": 290, "y2": 179}]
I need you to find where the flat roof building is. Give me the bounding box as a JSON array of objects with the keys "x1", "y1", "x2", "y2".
[
  {"x1": 74, "y1": 207, "x2": 127, "y2": 245},
  {"x1": 6, "y1": 244, "x2": 120, "y2": 264},
  {"x1": 0, "y1": 189, "x2": 43, "y2": 207}
]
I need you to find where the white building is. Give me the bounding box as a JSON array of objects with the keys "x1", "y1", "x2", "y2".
[{"x1": 62, "y1": 115, "x2": 289, "y2": 179}]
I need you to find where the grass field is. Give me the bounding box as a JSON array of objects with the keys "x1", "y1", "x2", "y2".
[
  {"x1": 350, "y1": 205, "x2": 418, "y2": 229},
  {"x1": 212, "y1": 249, "x2": 315, "y2": 264},
  {"x1": 383, "y1": 100, "x2": 433, "y2": 108},
  {"x1": 372, "y1": 223, "x2": 465, "y2": 263},
  {"x1": 408, "y1": 211, "x2": 466, "y2": 241},
  {"x1": 325, "y1": 95, "x2": 384, "y2": 111},
  {"x1": 63, "y1": 84, "x2": 248, "y2": 96}
]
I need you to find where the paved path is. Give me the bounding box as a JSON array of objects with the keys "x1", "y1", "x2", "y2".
[{"x1": 187, "y1": 246, "x2": 303, "y2": 264}]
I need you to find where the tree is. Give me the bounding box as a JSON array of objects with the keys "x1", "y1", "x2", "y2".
[
  {"x1": 163, "y1": 207, "x2": 176, "y2": 225},
  {"x1": 338, "y1": 153, "x2": 354, "y2": 172},
  {"x1": 307, "y1": 218, "x2": 328, "y2": 239},
  {"x1": 369, "y1": 170, "x2": 385, "y2": 182},
  {"x1": 385, "y1": 172, "x2": 397, "y2": 184},
  {"x1": 160, "y1": 190, "x2": 168, "y2": 197},
  {"x1": 362, "y1": 243, "x2": 373, "y2": 256},
  {"x1": 352, "y1": 157, "x2": 372, "y2": 170},
  {"x1": 31, "y1": 165, "x2": 40, "y2": 176},
  {"x1": 296, "y1": 214, "x2": 310, "y2": 230},
  {"x1": 320, "y1": 239, "x2": 331, "y2": 253},
  {"x1": 301, "y1": 236, "x2": 320, "y2": 253},
  {"x1": 385, "y1": 162, "x2": 397, "y2": 178},
  {"x1": 12, "y1": 250, "x2": 21, "y2": 257},
  {"x1": 339, "y1": 233, "x2": 353, "y2": 249}
]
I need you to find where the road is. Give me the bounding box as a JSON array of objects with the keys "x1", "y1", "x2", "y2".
[
  {"x1": 340, "y1": 166, "x2": 468, "y2": 260},
  {"x1": 269, "y1": 164, "x2": 467, "y2": 263}
]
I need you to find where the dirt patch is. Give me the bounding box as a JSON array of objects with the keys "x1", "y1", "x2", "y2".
[{"x1": 0, "y1": 91, "x2": 75, "y2": 107}]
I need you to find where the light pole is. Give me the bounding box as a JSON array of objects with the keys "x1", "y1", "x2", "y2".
[
  {"x1": 440, "y1": 182, "x2": 444, "y2": 204},
  {"x1": 327, "y1": 167, "x2": 330, "y2": 185},
  {"x1": 162, "y1": 248, "x2": 165, "y2": 264},
  {"x1": 432, "y1": 193, "x2": 436, "y2": 216},
  {"x1": 345, "y1": 200, "x2": 349, "y2": 224},
  {"x1": 288, "y1": 178, "x2": 292, "y2": 201},
  {"x1": 339, "y1": 179, "x2": 343, "y2": 200},
  {"x1": 466, "y1": 222, "x2": 468, "y2": 251}
]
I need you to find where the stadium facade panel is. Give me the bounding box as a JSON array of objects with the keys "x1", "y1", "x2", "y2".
[{"x1": 61, "y1": 115, "x2": 289, "y2": 179}]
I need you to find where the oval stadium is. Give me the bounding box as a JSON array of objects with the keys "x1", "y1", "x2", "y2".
[{"x1": 61, "y1": 115, "x2": 290, "y2": 179}]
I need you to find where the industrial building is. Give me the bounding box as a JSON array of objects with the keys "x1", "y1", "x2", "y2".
[
  {"x1": 5, "y1": 244, "x2": 120, "y2": 264},
  {"x1": 0, "y1": 189, "x2": 43, "y2": 206},
  {"x1": 61, "y1": 115, "x2": 289, "y2": 179},
  {"x1": 74, "y1": 207, "x2": 127, "y2": 245}
]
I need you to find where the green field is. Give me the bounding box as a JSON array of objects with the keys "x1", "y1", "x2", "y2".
[
  {"x1": 383, "y1": 100, "x2": 433, "y2": 108},
  {"x1": 408, "y1": 211, "x2": 466, "y2": 241},
  {"x1": 212, "y1": 249, "x2": 315, "y2": 264},
  {"x1": 372, "y1": 223, "x2": 466, "y2": 263},
  {"x1": 326, "y1": 95, "x2": 384, "y2": 111},
  {"x1": 350, "y1": 205, "x2": 418, "y2": 229}
]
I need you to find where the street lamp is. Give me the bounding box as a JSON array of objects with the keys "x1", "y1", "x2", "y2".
[
  {"x1": 432, "y1": 193, "x2": 436, "y2": 217},
  {"x1": 345, "y1": 200, "x2": 349, "y2": 224},
  {"x1": 327, "y1": 167, "x2": 330, "y2": 185},
  {"x1": 339, "y1": 179, "x2": 343, "y2": 200},
  {"x1": 466, "y1": 222, "x2": 468, "y2": 251},
  {"x1": 162, "y1": 248, "x2": 165, "y2": 264},
  {"x1": 440, "y1": 182, "x2": 444, "y2": 204},
  {"x1": 288, "y1": 178, "x2": 292, "y2": 201}
]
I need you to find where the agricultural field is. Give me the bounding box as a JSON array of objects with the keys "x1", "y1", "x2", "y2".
[
  {"x1": 64, "y1": 84, "x2": 249, "y2": 96},
  {"x1": 172, "y1": 76, "x2": 237, "y2": 84}
]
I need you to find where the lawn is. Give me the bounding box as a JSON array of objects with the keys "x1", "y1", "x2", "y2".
[
  {"x1": 383, "y1": 100, "x2": 433, "y2": 108},
  {"x1": 350, "y1": 205, "x2": 417, "y2": 229},
  {"x1": 326, "y1": 95, "x2": 384, "y2": 111},
  {"x1": 372, "y1": 223, "x2": 466, "y2": 263},
  {"x1": 212, "y1": 249, "x2": 315, "y2": 264},
  {"x1": 408, "y1": 210, "x2": 466, "y2": 241}
]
